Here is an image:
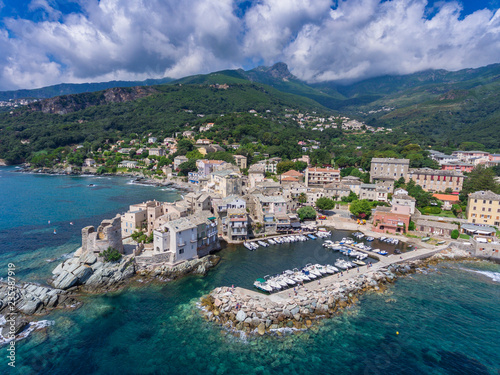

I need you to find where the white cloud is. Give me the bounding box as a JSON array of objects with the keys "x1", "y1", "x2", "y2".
[{"x1": 0, "y1": 0, "x2": 499, "y2": 90}]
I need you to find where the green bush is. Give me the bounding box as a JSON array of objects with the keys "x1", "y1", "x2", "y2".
[
  {"x1": 297, "y1": 206, "x2": 317, "y2": 221},
  {"x1": 99, "y1": 247, "x2": 122, "y2": 262},
  {"x1": 450, "y1": 229, "x2": 459, "y2": 239},
  {"x1": 422, "y1": 206, "x2": 441, "y2": 215},
  {"x1": 408, "y1": 220, "x2": 416, "y2": 231}
]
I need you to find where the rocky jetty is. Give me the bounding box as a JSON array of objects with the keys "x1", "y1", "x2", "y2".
[
  {"x1": 200, "y1": 263, "x2": 418, "y2": 336},
  {"x1": 51, "y1": 253, "x2": 136, "y2": 292}
]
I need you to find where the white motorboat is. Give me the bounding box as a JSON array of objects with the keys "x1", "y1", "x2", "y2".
[
  {"x1": 335, "y1": 259, "x2": 349, "y2": 270},
  {"x1": 254, "y1": 280, "x2": 273, "y2": 292},
  {"x1": 258, "y1": 240, "x2": 268, "y2": 247},
  {"x1": 313, "y1": 264, "x2": 329, "y2": 275},
  {"x1": 280, "y1": 273, "x2": 296, "y2": 285},
  {"x1": 272, "y1": 275, "x2": 289, "y2": 288},
  {"x1": 264, "y1": 275, "x2": 282, "y2": 290},
  {"x1": 268, "y1": 239, "x2": 276, "y2": 245},
  {"x1": 244, "y1": 242, "x2": 254, "y2": 251},
  {"x1": 325, "y1": 264, "x2": 339, "y2": 273},
  {"x1": 304, "y1": 264, "x2": 323, "y2": 277}
]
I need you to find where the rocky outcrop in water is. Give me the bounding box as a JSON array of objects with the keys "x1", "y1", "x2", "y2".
[
  {"x1": 51, "y1": 253, "x2": 135, "y2": 293},
  {"x1": 137, "y1": 255, "x2": 220, "y2": 279}
]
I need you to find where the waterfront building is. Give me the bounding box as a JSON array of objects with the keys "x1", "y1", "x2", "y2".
[
  {"x1": 372, "y1": 207, "x2": 411, "y2": 234},
  {"x1": 359, "y1": 183, "x2": 388, "y2": 202},
  {"x1": 467, "y1": 190, "x2": 500, "y2": 226}
]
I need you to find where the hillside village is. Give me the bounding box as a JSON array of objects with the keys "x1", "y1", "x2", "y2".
[{"x1": 66, "y1": 134, "x2": 500, "y2": 273}]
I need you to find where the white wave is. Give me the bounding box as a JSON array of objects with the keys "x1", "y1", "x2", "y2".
[
  {"x1": 0, "y1": 319, "x2": 55, "y2": 346},
  {"x1": 463, "y1": 268, "x2": 500, "y2": 283}
]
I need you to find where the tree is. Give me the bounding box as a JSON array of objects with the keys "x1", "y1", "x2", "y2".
[
  {"x1": 460, "y1": 165, "x2": 500, "y2": 201},
  {"x1": 277, "y1": 160, "x2": 295, "y2": 175},
  {"x1": 177, "y1": 159, "x2": 197, "y2": 176},
  {"x1": 408, "y1": 220, "x2": 416, "y2": 231},
  {"x1": 316, "y1": 197, "x2": 335, "y2": 211},
  {"x1": 297, "y1": 206, "x2": 317, "y2": 221},
  {"x1": 450, "y1": 229, "x2": 459, "y2": 239},
  {"x1": 298, "y1": 192, "x2": 307, "y2": 204},
  {"x1": 349, "y1": 199, "x2": 372, "y2": 219},
  {"x1": 99, "y1": 247, "x2": 122, "y2": 262},
  {"x1": 186, "y1": 149, "x2": 203, "y2": 160},
  {"x1": 341, "y1": 191, "x2": 358, "y2": 203}
]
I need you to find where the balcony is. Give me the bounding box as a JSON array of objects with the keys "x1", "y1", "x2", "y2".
[{"x1": 177, "y1": 241, "x2": 186, "y2": 247}]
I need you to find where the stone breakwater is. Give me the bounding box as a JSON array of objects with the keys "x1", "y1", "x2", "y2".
[
  {"x1": 200, "y1": 247, "x2": 473, "y2": 336},
  {"x1": 201, "y1": 263, "x2": 417, "y2": 336}
]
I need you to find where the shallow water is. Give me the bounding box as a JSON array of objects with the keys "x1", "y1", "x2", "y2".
[{"x1": 1, "y1": 167, "x2": 499, "y2": 375}]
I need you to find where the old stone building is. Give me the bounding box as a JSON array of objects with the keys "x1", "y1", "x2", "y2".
[{"x1": 82, "y1": 215, "x2": 124, "y2": 255}]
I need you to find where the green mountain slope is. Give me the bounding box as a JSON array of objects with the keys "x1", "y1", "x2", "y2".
[
  {"x1": 0, "y1": 77, "x2": 174, "y2": 101},
  {"x1": 0, "y1": 82, "x2": 330, "y2": 163}
]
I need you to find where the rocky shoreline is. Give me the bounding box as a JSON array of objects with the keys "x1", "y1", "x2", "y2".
[{"x1": 199, "y1": 247, "x2": 472, "y2": 337}]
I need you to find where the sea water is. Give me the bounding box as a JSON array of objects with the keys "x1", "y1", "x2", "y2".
[{"x1": 1, "y1": 167, "x2": 499, "y2": 375}]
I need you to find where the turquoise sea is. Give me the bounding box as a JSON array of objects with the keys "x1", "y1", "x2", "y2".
[{"x1": 1, "y1": 166, "x2": 499, "y2": 375}]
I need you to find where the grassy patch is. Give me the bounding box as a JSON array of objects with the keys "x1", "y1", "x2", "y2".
[
  {"x1": 459, "y1": 234, "x2": 470, "y2": 239},
  {"x1": 423, "y1": 211, "x2": 457, "y2": 218}
]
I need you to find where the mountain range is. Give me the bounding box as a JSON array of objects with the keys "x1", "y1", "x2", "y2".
[{"x1": 0, "y1": 61, "x2": 499, "y2": 164}]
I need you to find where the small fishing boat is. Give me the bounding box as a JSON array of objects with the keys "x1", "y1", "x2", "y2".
[
  {"x1": 268, "y1": 239, "x2": 276, "y2": 245},
  {"x1": 244, "y1": 242, "x2": 254, "y2": 250},
  {"x1": 366, "y1": 236, "x2": 374, "y2": 242},
  {"x1": 421, "y1": 237, "x2": 430, "y2": 242},
  {"x1": 353, "y1": 259, "x2": 366, "y2": 266},
  {"x1": 307, "y1": 234, "x2": 317, "y2": 240},
  {"x1": 53, "y1": 229, "x2": 57, "y2": 235},
  {"x1": 326, "y1": 264, "x2": 339, "y2": 273},
  {"x1": 257, "y1": 240, "x2": 268, "y2": 247}
]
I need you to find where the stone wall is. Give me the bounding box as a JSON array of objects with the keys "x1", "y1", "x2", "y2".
[{"x1": 82, "y1": 214, "x2": 123, "y2": 255}]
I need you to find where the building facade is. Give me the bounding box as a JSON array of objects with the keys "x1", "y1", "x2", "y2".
[
  {"x1": 406, "y1": 168, "x2": 464, "y2": 193},
  {"x1": 467, "y1": 190, "x2": 500, "y2": 226},
  {"x1": 305, "y1": 167, "x2": 340, "y2": 187},
  {"x1": 370, "y1": 158, "x2": 409, "y2": 182}
]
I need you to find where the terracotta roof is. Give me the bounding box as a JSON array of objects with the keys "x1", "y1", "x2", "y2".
[
  {"x1": 432, "y1": 194, "x2": 460, "y2": 202},
  {"x1": 282, "y1": 170, "x2": 303, "y2": 177},
  {"x1": 281, "y1": 176, "x2": 299, "y2": 182}
]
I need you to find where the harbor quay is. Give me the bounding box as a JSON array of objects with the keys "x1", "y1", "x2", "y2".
[{"x1": 200, "y1": 244, "x2": 465, "y2": 336}]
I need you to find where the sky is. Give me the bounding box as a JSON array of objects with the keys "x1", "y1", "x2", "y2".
[{"x1": 0, "y1": 0, "x2": 499, "y2": 91}]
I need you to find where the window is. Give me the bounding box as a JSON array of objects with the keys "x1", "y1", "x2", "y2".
[{"x1": 179, "y1": 249, "x2": 184, "y2": 254}]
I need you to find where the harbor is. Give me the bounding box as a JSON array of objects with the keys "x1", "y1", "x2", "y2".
[{"x1": 200, "y1": 234, "x2": 460, "y2": 335}]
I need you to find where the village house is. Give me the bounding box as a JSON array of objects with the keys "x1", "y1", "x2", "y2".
[
  {"x1": 392, "y1": 191, "x2": 416, "y2": 214},
  {"x1": 415, "y1": 219, "x2": 458, "y2": 237},
  {"x1": 359, "y1": 184, "x2": 388, "y2": 202},
  {"x1": 152, "y1": 212, "x2": 219, "y2": 265},
  {"x1": 432, "y1": 193, "x2": 460, "y2": 210},
  {"x1": 196, "y1": 138, "x2": 213, "y2": 145},
  {"x1": 208, "y1": 170, "x2": 242, "y2": 197},
  {"x1": 148, "y1": 148, "x2": 166, "y2": 157},
  {"x1": 83, "y1": 158, "x2": 96, "y2": 167},
  {"x1": 280, "y1": 169, "x2": 304, "y2": 184},
  {"x1": 467, "y1": 190, "x2": 500, "y2": 226},
  {"x1": 148, "y1": 137, "x2": 157, "y2": 144},
  {"x1": 233, "y1": 155, "x2": 247, "y2": 170},
  {"x1": 212, "y1": 195, "x2": 248, "y2": 243},
  {"x1": 197, "y1": 144, "x2": 225, "y2": 155},
  {"x1": 341, "y1": 176, "x2": 362, "y2": 195},
  {"x1": 251, "y1": 194, "x2": 287, "y2": 235},
  {"x1": 406, "y1": 168, "x2": 464, "y2": 193},
  {"x1": 441, "y1": 161, "x2": 474, "y2": 173},
  {"x1": 182, "y1": 131, "x2": 195, "y2": 139},
  {"x1": 258, "y1": 157, "x2": 282, "y2": 174},
  {"x1": 118, "y1": 160, "x2": 139, "y2": 169},
  {"x1": 428, "y1": 150, "x2": 459, "y2": 165},
  {"x1": 248, "y1": 164, "x2": 266, "y2": 188},
  {"x1": 372, "y1": 206, "x2": 411, "y2": 234},
  {"x1": 173, "y1": 155, "x2": 188, "y2": 170},
  {"x1": 305, "y1": 167, "x2": 340, "y2": 187}
]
